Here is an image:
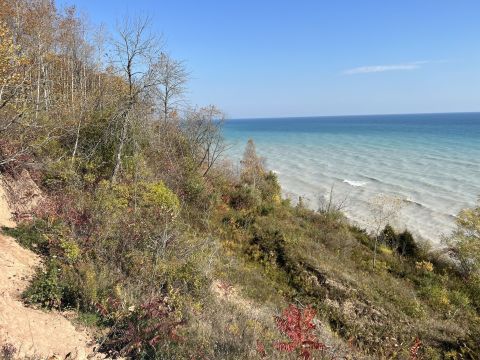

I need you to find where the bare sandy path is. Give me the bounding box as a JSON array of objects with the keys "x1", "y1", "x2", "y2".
[{"x1": 0, "y1": 176, "x2": 98, "y2": 359}]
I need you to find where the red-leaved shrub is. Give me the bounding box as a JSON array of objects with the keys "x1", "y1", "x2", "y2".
[
  {"x1": 410, "y1": 337, "x2": 421, "y2": 360},
  {"x1": 274, "y1": 304, "x2": 326, "y2": 359},
  {"x1": 256, "y1": 340, "x2": 267, "y2": 358}
]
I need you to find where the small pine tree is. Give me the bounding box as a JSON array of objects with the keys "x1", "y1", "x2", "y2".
[
  {"x1": 381, "y1": 224, "x2": 397, "y2": 249},
  {"x1": 397, "y1": 230, "x2": 418, "y2": 258}
]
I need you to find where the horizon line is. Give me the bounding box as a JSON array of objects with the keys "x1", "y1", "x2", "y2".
[{"x1": 229, "y1": 111, "x2": 480, "y2": 121}]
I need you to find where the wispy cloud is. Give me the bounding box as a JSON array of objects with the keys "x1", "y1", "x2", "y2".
[{"x1": 343, "y1": 61, "x2": 429, "y2": 75}]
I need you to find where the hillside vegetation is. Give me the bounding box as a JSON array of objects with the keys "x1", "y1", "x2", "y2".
[{"x1": 0, "y1": 1, "x2": 479, "y2": 359}]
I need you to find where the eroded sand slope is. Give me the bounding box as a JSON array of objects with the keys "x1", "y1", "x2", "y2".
[{"x1": 0, "y1": 174, "x2": 96, "y2": 359}]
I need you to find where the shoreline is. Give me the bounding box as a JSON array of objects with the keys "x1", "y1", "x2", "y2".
[{"x1": 281, "y1": 184, "x2": 453, "y2": 246}]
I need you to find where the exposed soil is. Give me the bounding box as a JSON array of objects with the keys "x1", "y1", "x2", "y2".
[{"x1": 0, "y1": 174, "x2": 98, "y2": 360}]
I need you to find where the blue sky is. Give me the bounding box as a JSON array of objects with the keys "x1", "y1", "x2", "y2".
[{"x1": 67, "y1": 0, "x2": 480, "y2": 118}]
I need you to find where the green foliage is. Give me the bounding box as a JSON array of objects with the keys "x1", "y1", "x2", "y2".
[
  {"x1": 42, "y1": 159, "x2": 81, "y2": 189},
  {"x1": 380, "y1": 225, "x2": 419, "y2": 258},
  {"x1": 24, "y1": 259, "x2": 64, "y2": 308},
  {"x1": 59, "y1": 238, "x2": 80, "y2": 263},
  {"x1": 240, "y1": 139, "x2": 265, "y2": 186},
  {"x1": 141, "y1": 181, "x2": 180, "y2": 215},
  {"x1": 77, "y1": 311, "x2": 102, "y2": 327},
  {"x1": 257, "y1": 171, "x2": 281, "y2": 202},
  {"x1": 95, "y1": 180, "x2": 130, "y2": 212},
  {"x1": 397, "y1": 230, "x2": 418, "y2": 257},
  {"x1": 419, "y1": 284, "x2": 451, "y2": 310},
  {"x1": 463, "y1": 274, "x2": 480, "y2": 310},
  {"x1": 446, "y1": 201, "x2": 480, "y2": 277},
  {"x1": 2, "y1": 220, "x2": 50, "y2": 255},
  {"x1": 248, "y1": 222, "x2": 288, "y2": 268},
  {"x1": 183, "y1": 169, "x2": 206, "y2": 202},
  {"x1": 229, "y1": 184, "x2": 262, "y2": 210},
  {"x1": 381, "y1": 224, "x2": 396, "y2": 248}
]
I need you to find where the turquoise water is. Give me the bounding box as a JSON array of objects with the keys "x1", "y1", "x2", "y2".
[{"x1": 223, "y1": 113, "x2": 480, "y2": 243}]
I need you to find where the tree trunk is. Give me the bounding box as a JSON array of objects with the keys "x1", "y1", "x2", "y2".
[{"x1": 112, "y1": 112, "x2": 129, "y2": 182}]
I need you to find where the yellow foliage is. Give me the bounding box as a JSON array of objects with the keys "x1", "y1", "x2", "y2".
[
  {"x1": 141, "y1": 181, "x2": 180, "y2": 217},
  {"x1": 379, "y1": 245, "x2": 393, "y2": 255},
  {"x1": 59, "y1": 238, "x2": 80, "y2": 262},
  {"x1": 0, "y1": 22, "x2": 25, "y2": 92},
  {"x1": 425, "y1": 285, "x2": 450, "y2": 308},
  {"x1": 228, "y1": 322, "x2": 240, "y2": 335},
  {"x1": 416, "y1": 260, "x2": 434, "y2": 272},
  {"x1": 78, "y1": 263, "x2": 98, "y2": 305},
  {"x1": 448, "y1": 204, "x2": 480, "y2": 276},
  {"x1": 96, "y1": 180, "x2": 130, "y2": 213}
]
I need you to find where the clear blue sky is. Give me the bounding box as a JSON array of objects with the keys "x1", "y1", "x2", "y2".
[{"x1": 67, "y1": 0, "x2": 480, "y2": 118}]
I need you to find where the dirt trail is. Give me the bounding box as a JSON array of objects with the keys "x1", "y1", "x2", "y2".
[{"x1": 0, "y1": 175, "x2": 97, "y2": 359}]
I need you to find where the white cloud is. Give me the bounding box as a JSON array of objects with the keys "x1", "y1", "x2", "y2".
[{"x1": 343, "y1": 61, "x2": 429, "y2": 75}]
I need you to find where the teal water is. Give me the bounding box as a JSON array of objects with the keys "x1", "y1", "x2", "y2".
[{"x1": 223, "y1": 113, "x2": 480, "y2": 243}]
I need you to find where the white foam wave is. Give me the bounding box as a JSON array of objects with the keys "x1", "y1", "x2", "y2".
[{"x1": 343, "y1": 179, "x2": 367, "y2": 187}]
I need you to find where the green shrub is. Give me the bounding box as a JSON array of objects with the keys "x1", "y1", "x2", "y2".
[
  {"x1": 141, "y1": 181, "x2": 180, "y2": 216},
  {"x1": 42, "y1": 159, "x2": 81, "y2": 189},
  {"x1": 248, "y1": 224, "x2": 288, "y2": 268},
  {"x1": 95, "y1": 180, "x2": 130, "y2": 214},
  {"x1": 2, "y1": 220, "x2": 50, "y2": 255},
  {"x1": 420, "y1": 284, "x2": 450, "y2": 310},
  {"x1": 397, "y1": 230, "x2": 419, "y2": 258},
  {"x1": 379, "y1": 225, "x2": 419, "y2": 258},
  {"x1": 257, "y1": 171, "x2": 281, "y2": 202},
  {"x1": 350, "y1": 225, "x2": 373, "y2": 248},
  {"x1": 77, "y1": 312, "x2": 102, "y2": 327},
  {"x1": 449, "y1": 290, "x2": 470, "y2": 309},
  {"x1": 381, "y1": 224, "x2": 397, "y2": 248},
  {"x1": 59, "y1": 238, "x2": 80, "y2": 263},
  {"x1": 24, "y1": 259, "x2": 63, "y2": 308},
  {"x1": 445, "y1": 202, "x2": 480, "y2": 277},
  {"x1": 75, "y1": 262, "x2": 102, "y2": 308},
  {"x1": 229, "y1": 184, "x2": 262, "y2": 210},
  {"x1": 259, "y1": 203, "x2": 275, "y2": 216},
  {"x1": 183, "y1": 172, "x2": 206, "y2": 202},
  {"x1": 465, "y1": 275, "x2": 480, "y2": 309}
]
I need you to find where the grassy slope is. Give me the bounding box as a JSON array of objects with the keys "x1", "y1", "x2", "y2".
[
  {"x1": 3, "y1": 173, "x2": 479, "y2": 359},
  {"x1": 210, "y1": 192, "x2": 480, "y2": 359}
]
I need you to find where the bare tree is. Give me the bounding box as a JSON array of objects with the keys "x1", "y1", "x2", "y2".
[
  {"x1": 183, "y1": 105, "x2": 229, "y2": 177},
  {"x1": 154, "y1": 52, "x2": 188, "y2": 123},
  {"x1": 317, "y1": 184, "x2": 348, "y2": 215},
  {"x1": 109, "y1": 16, "x2": 161, "y2": 182}
]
